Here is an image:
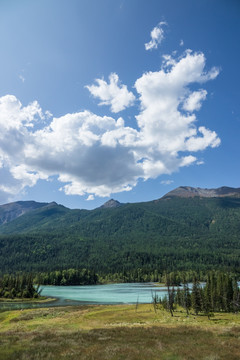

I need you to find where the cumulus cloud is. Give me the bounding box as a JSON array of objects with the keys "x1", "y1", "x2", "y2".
[
  {"x1": 184, "y1": 126, "x2": 220, "y2": 151},
  {"x1": 0, "y1": 95, "x2": 44, "y2": 130},
  {"x1": 86, "y1": 73, "x2": 135, "y2": 113},
  {"x1": 134, "y1": 51, "x2": 220, "y2": 178},
  {"x1": 145, "y1": 22, "x2": 167, "y2": 50},
  {"x1": 86, "y1": 195, "x2": 95, "y2": 201},
  {"x1": 0, "y1": 50, "x2": 221, "y2": 202},
  {"x1": 183, "y1": 89, "x2": 207, "y2": 112}
]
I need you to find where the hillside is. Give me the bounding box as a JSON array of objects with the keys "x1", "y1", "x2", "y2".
[{"x1": 0, "y1": 186, "x2": 240, "y2": 274}]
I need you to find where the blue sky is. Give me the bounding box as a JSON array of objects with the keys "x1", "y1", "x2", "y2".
[{"x1": 0, "y1": 0, "x2": 239, "y2": 209}]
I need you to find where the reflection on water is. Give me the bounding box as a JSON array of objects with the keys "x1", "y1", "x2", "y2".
[{"x1": 0, "y1": 282, "x2": 169, "y2": 311}]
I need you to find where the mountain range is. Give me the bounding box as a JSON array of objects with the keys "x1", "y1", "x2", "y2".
[
  {"x1": 0, "y1": 186, "x2": 240, "y2": 274},
  {"x1": 1, "y1": 186, "x2": 240, "y2": 227}
]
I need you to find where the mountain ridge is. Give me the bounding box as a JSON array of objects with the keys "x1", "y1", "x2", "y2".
[
  {"x1": 0, "y1": 185, "x2": 239, "y2": 228},
  {"x1": 162, "y1": 186, "x2": 240, "y2": 199}
]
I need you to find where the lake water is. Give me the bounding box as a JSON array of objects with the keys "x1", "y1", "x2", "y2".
[
  {"x1": 41, "y1": 282, "x2": 168, "y2": 304},
  {"x1": 0, "y1": 282, "x2": 169, "y2": 311}
]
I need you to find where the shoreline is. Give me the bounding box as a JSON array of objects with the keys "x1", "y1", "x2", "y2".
[{"x1": 0, "y1": 296, "x2": 57, "y2": 304}]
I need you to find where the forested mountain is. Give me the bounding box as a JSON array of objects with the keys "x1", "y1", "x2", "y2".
[{"x1": 0, "y1": 186, "x2": 240, "y2": 275}]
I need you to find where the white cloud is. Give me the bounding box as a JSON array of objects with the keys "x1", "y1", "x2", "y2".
[
  {"x1": 86, "y1": 73, "x2": 135, "y2": 113},
  {"x1": 19, "y1": 75, "x2": 25, "y2": 83},
  {"x1": 0, "y1": 95, "x2": 44, "y2": 130},
  {"x1": 180, "y1": 39, "x2": 184, "y2": 47},
  {"x1": 180, "y1": 155, "x2": 197, "y2": 167},
  {"x1": 86, "y1": 194, "x2": 94, "y2": 201},
  {"x1": 185, "y1": 126, "x2": 220, "y2": 151},
  {"x1": 161, "y1": 180, "x2": 174, "y2": 185},
  {"x1": 134, "y1": 51, "x2": 220, "y2": 177},
  {"x1": 0, "y1": 50, "x2": 221, "y2": 202},
  {"x1": 183, "y1": 89, "x2": 207, "y2": 112},
  {"x1": 145, "y1": 22, "x2": 167, "y2": 51}
]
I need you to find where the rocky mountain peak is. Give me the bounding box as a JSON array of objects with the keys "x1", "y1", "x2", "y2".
[
  {"x1": 0, "y1": 200, "x2": 50, "y2": 225},
  {"x1": 100, "y1": 199, "x2": 122, "y2": 209},
  {"x1": 162, "y1": 186, "x2": 240, "y2": 199}
]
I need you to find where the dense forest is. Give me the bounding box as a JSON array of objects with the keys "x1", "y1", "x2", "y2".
[
  {"x1": 0, "y1": 273, "x2": 40, "y2": 299},
  {"x1": 35, "y1": 268, "x2": 98, "y2": 286},
  {"x1": 33, "y1": 269, "x2": 225, "y2": 285},
  {"x1": 0, "y1": 195, "x2": 240, "y2": 276}
]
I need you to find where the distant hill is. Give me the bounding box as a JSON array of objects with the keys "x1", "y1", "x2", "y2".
[{"x1": 0, "y1": 186, "x2": 240, "y2": 274}]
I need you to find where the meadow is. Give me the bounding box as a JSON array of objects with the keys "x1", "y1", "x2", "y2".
[{"x1": 0, "y1": 304, "x2": 240, "y2": 360}]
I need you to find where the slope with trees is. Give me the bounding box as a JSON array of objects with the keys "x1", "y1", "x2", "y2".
[{"x1": 0, "y1": 189, "x2": 239, "y2": 276}]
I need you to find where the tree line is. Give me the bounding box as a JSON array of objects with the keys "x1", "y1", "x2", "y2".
[
  {"x1": 0, "y1": 273, "x2": 40, "y2": 299},
  {"x1": 154, "y1": 271, "x2": 240, "y2": 317},
  {"x1": 34, "y1": 268, "x2": 98, "y2": 286}
]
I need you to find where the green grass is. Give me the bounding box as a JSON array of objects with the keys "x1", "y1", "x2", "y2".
[{"x1": 0, "y1": 304, "x2": 240, "y2": 359}]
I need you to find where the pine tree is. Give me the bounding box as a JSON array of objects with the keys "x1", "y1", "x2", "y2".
[
  {"x1": 232, "y1": 276, "x2": 240, "y2": 313},
  {"x1": 191, "y1": 277, "x2": 202, "y2": 315},
  {"x1": 165, "y1": 274, "x2": 175, "y2": 316},
  {"x1": 203, "y1": 274, "x2": 213, "y2": 319},
  {"x1": 175, "y1": 287, "x2": 183, "y2": 307},
  {"x1": 182, "y1": 273, "x2": 191, "y2": 316}
]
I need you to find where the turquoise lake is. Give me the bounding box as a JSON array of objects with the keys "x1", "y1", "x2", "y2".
[
  {"x1": 41, "y1": 282, "x2": 168, "y2": 305},
  {"x1": 0, "y1": 283, "x2": 169, "y2": 310}
]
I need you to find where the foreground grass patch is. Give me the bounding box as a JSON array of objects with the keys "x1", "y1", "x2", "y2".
[{"x1": 0, "y1": 304, "x2": 240, "y2": 359}]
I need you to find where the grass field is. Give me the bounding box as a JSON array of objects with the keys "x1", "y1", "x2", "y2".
[{"x1": 0, "y1": 304, "x2": 240, "y2": 359}]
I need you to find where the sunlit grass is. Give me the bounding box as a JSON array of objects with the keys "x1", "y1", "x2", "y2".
[{"x1": 0, "y1": 304, "x2": 240, "y2": 359}]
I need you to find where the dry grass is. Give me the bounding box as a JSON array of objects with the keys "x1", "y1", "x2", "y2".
[{"x1": 0, "y1": 304, "x2": 240, "y2": 359}]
